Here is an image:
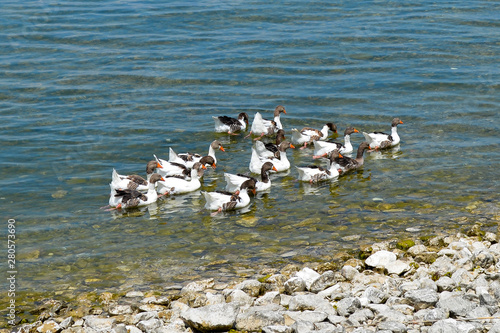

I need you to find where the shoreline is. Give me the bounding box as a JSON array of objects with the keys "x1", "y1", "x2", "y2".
[{"x1": 6, "y1": 222, "x2": 500, "y2": 333}]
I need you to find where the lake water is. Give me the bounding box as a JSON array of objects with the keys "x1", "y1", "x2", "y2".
[{"x1": 1, "y1": 0, "x2": 499, "y2": 311}]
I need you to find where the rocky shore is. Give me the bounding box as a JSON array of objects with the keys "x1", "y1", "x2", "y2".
[{"x1": 11, "y1": 224, "x2": 500, "y2": 333}]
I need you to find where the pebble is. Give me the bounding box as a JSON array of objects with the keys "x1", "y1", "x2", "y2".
[{"x1": 15, "y1": 227, "x2": 500, "y2": 333}]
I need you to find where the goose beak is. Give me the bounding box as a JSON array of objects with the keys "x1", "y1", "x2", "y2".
[
  {"x1": 338, "y1": 153, "x2": 343, "y2": 158},
  {"x1": 354, "y1": 129, "x2": 359, "y2": 133},
  {"x1": 219, "y1": 146, "x2": 225, "y2": 152},
  {"x1": 290, "y1": 144, "x2": 295, "y2": 149},
  {"x1": 160, "y1": 177, "x2": 165, "y2": 181},
  {"x1": 272, "y1": 166, "x2": 278, "y2": 172},
  {"x1": 156, "y1": 162, "x2": 163, "y2": 168},
  {"x1": 201, "y1": 165, "x2": 207, "y2": 170},
  {"x1": 399, "y1": 120, "x2": 404, "y2": 124},
  {"x1": 212, "y1": 163, "x2": 217, "y2": 169}
]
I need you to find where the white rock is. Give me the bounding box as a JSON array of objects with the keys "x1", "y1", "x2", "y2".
[
  {"x1": 365, "y1": 250, "x2": 397, "y2": 268},
  {"x1": 109, "y1": 304, "x2": 133, "y2": 315},
  {"x1": 226, "y1": 289, "x2": 254, "y2": 307},
  {"x1": 181, "y1": 303, "x2": 239, "y2": 332},
  {"x1": 125, "y1": 325, "x2": 143, "y2": 333},
  {"x1": 180, "y1": 278, "x2": 214, "y2": 294},
  {"x1": 125, "y1": 291, "x2": 144, "y2": 298},
  {"x1": 317, "y1": 283, "x2": 342, "y2": 299},
  {"x1": 284, "y1": 310, "x2": 328, "y2": 323},
  {"x1": 255, "y1": 291, "x2": 281, "y2": 306},
  {"x1": 448, "y1": 241, "x2": 467, "y2": 251},
  {"x1": 295, "y1": 267, "x2": 320, "y2": 290},
  {"x1": 407, "y1": 245, "x2": 428, "y2": 256},
  {"x1": 205, "y1": 292, "x2": 225, "y2": 305},
  {"x1": 386, "y1": 260, "x2": 410, "y2": 275},
  {"x1": 284, "y1": 277, "x2": 306, "y2": 294}
]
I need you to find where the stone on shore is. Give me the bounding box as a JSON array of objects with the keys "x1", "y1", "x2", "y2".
[
  {"x1": 15, "y1": 226, "x2": 500, "y2": 333},
  {"x1": 181, "y1": 303, "x2": 239, "y2": 332},
  {"x1": 235, "y1": 304, "x2": 285, "y2": 331}
]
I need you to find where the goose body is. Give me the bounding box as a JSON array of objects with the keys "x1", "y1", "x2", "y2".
[
  {"x1": 202, "y1": 180, "x2": 256, "y2": 213},
  {"x1": 333, "y1": 142, "x2": 370, "y2": 173},
  {"x1": 110, "y1": 160, "x2": 161, "y2": 191},
  {"x1": 155, "y1": 155, "x2": 215, "y2": 179},
  {"x1": 109, "y1": 174, "x2": 164, "y2": 209},
  {"x1": 168, "y1": 140, "x2": 225, "y2": 167},
  {"x1": 296, "y1": 150, "x2": 342, "y2": 183},
  {"x1": 254, "y1": 129, "x2": 285, "y2": 159},
  {"x1": 225, "y1": 162, "x2": 277, "y2": 193},
  {"x1": 313, "y1": 127, "x2": 359, "y2": 157},
  {"x1": 157, "y1": 164, "x2": 205, "y2": 195},
  {"x1": 212, "y1": 112, "x2": 249, "y2": 134},
  {"x1": 247, "y1": 105, "x2": 286, "y2": 139},
  {"x1": 249, "y1": 141, "x2": 294, "y2": 173},
  {"x1": 362, "y1": 118, "x2": 403, "y2": 149},
  {"x1": 291, "y1": 123, "x2": 337, "y2": 149}
]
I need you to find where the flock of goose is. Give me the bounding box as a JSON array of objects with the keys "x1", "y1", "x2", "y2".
[{"x1": 107, "y1": 106, "x2": 404, "y2": 215}]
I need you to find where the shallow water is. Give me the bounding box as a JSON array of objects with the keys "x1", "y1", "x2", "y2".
[{"x1": 1, "y1": 0, "x2": 499, "y2": 309}]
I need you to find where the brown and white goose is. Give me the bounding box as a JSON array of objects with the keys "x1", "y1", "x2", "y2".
[
  {"x1": 212, "y1": 112, "x2": 249, "y2": 134},
  {"x1": 202, "y1": 179, "x2": 257, "y2": 215},
  {"x1": 296, "y1": 150, "x2": 343, "y2": 183},
  {"x1": 168, "y1": 140, "x2": 225, "y2": 168},
  {"x1": 154, "y1": 155, "x2": 215, "y2": 178},
  {"x1": 246, "y1": 105, "x2": 286, "y2": 140},
  {"x1": 254, "y1": 129, "x2": 286, "y2": 159},
  {"x1": 225, "y1": 161, "x2": 277, "y2": 193},
  {"x1": 291, "y1": 123, "x2": 337, "y2": 149},
  {"x1": 249, "y1": 141, "x2": 295, "y2": 173},
  {"x1": 109, "y1": 173, "x2": 164, "y2": 209},
  {"x1": 362, "y1": 118, "x2": 404, "y2": 149},
  {"x1": 313, "y1": 126, "x2": 359, "y2": 157},
  {"x1": 110, "y1": 160, "x2": 163, "y2": 191},
  {"x1": 333, "y1": 141, "x2": 370, "y2": 173}
]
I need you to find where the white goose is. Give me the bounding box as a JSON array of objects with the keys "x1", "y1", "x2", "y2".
[
  {"x1": 110, "y1": 160, "x2": 162, "y2": 191},
  {"x1": 109, "y1": 173, "x2": 164, "y2": 209},
  {"x1": 313, "y1": 126, "x2": 359, "y2": 158},
  {"x1": 291, "y1": 122, "x2": 337, "y2": 149},
  {"x1": 249, "y1": 141, "x2": 295, "y2": 173},
  {"x1": 296, "y1": 150, "x2": 342, "y2": 183},
  {"x1": 168, "y1": 140, "x2": 225, "y2": 168},
  {"x1": 156, "y1": 163, "x2": 205, "y2": 195},
  {"x1": 202, "y1": 179, "x2": 256, "y2": 215},
  {"x1": 212, "y1": 112, "x2": 249, "y2": 134},
  {"x1": 246, "y1": 105, "x2": 286, "y2": 140},
  {"x1": 225, "y1": 161, "x2": 277, "y2": 193},
  {"x1": 362, "y1": 118, "x2": 403, "y2": 150}
]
